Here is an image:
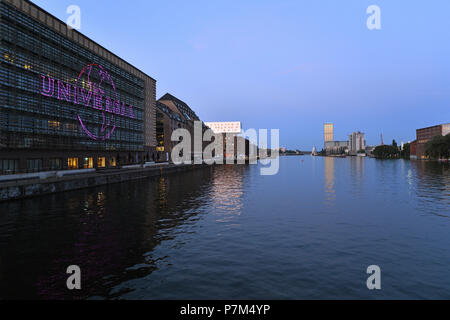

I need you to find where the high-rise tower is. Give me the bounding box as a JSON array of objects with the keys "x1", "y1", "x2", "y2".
[{"x1": 324, "y1": 123, "x2": 334, "y2": 145}]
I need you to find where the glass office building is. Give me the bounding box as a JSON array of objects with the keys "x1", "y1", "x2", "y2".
[
  {"x1": 323, "y1": 123, "x2": 333, "y2": 145},
  {"x1": 0, "y1": 0, "x2": 156, "y2": 174}
]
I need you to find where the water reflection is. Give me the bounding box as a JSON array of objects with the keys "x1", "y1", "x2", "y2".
[
  {"x1": 411, "y1": 161, "x2": 450, "y2": 217},
  {"x1": 0, "y1": 167, "x2": 215, "y2": 299},
  {"x1": 211, "y1": 165, "x2": 245, "y2": 224},
  {"x1": 324, "y1": 157, "x2": 336, "y2": 204},
  {"x1": 349, "y1": 156, "x2": 365, "y2": 194}
]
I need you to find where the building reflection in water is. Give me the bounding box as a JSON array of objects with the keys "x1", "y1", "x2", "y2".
[
  {"x1": 0, "y1": 167, "x2": 215, "y2": 299},
  {"x1": 211, "y1": 165, "x2": 245, "y2": 224},
  {"x1": 410, "y1": 161, "x2": 450, "y2": 217},
  {"x1": 324, "y1": 157, "x2": 336, "y2": 205},
  {"x1": 349, "y1": 156, "x2": 365, "y2": 195}
]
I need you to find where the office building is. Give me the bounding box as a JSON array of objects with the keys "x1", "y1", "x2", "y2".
[
  {"x1": 0, "y1": 0, "x2": 156, "y2": 174},
  {"x1": 324, "y1": 123, "x2": 333, "y2": 145}
]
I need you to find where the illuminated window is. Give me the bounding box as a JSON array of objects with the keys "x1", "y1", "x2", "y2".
[
  {"x1": 83, "y1": 157, "x2": 93, "y2": 169},
  {"x1": 68, "y1": 157, "x2": 78, "y2": 169},
  {"x1": 109, "y1": 157, "x2": 117, "y2": 167},
  {"x1": 48, "y1": 120, "x2": 61, "y2": 130},
  {"x1": 97, "y1": 157, "x2": 106, "y2": 168}
]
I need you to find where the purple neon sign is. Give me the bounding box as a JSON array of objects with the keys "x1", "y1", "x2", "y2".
[{"x1": 39, "y1": 63, "x2": 135, "y2": 140}]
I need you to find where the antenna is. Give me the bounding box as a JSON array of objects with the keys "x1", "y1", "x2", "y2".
[{"x1": 380, "y1": 133, "x2": 384, "y2": 145}]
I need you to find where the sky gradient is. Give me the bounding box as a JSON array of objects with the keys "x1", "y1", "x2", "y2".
[{"x1": 32, "y1": 0, "x2": 450, "y2": 150}]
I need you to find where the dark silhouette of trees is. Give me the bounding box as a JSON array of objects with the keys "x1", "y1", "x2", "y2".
[{"x1": 425, "y1": 134, "x2": 450, "y2": 159}]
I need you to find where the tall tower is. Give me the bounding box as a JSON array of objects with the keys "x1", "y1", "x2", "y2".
[{"x1": 324, "y1": 123, "x2": 334, "y2": 145}]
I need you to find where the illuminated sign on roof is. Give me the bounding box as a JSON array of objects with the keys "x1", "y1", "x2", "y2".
[{"x1": 205, "y1": 121, "x2": 242, "y2": 134}]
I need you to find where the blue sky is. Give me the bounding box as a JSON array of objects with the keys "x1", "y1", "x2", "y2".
[{"x1": 32, "y1": 0, "x2": 450, "y2": 150}]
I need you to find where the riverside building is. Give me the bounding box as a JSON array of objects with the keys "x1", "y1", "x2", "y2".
[
  {"x1": 324, "y1": 140, "x2": 349, "y2": 154},
  {"x1": 155, "y1": 100, "x2": 186, "y2": 162},
  {"x1": 412, "y1": 123, "x2": 450, "y2": 159},
  {"x1": 156, "y1": 93, "x2": 207, "y2": 162},
  {"x1": 348, "y1": 131, "x2": 366, "y2": 154},
  {"x1": 0, "y1": 0, "x2": 156, "y2": 175}
]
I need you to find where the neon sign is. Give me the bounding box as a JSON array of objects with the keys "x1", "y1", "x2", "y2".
[{"x1": 39, "y1": 64, "x2": 135, "y2": 140}]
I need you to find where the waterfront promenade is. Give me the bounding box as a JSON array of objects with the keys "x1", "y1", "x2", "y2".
[{"x1": 0, "y1": 163, "x2": 206, "y2": 202}]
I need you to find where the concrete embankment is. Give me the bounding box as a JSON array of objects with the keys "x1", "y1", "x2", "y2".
[{"x1": 0, "y1": 163, "x2": 206, "y2": 202}]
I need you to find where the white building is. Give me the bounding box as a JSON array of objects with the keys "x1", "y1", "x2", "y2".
[{"x1": 348, "y1": 132, "x2": 366, "y2": 153}]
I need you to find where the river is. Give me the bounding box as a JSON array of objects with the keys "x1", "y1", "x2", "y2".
[{"x1": 0, "y1": 156, "x2": 449, "y2": 299}]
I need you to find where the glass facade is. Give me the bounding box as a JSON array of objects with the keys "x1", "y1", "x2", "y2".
[
  {"x1": 0, "y1": 2, "x2": 145, "y2": 151},
  {"x1": 0, "y1": 159, "x2": 19, "y2": 174},
  {"x1": 324, "y1": 123, "x2": 333, "y2": 143},
  {"x1": 26, "y1": 158, "x2": 42, "y2": 172}
]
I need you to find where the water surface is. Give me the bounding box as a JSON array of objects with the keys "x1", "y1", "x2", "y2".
[{"x1": 0, "y1": 157, "x2": 449, "y2": 299}]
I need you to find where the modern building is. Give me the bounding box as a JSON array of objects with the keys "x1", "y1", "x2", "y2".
[
  {"x1": 0, "y1": 0, "x2": 156, "y2": 175},
  {"x1": 323, "y1": 123, "x2": 350, "y2": 154},
  {"x1": 323, "y1": 123, "x2": 333, "y2": 146},
  {"x1": 412, "y1": 123, "x2": 450, "y2": 159},
  {"x1": 348, "y1": 131, "x2": 366, "y2": 154}
]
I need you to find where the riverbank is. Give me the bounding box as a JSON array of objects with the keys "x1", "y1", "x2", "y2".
[{"x1": 0, "y1": 163, "x2": 207, "y2": 202}]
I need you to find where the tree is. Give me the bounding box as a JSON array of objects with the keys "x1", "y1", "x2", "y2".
[
  {"x1": 425, "y1": 134, "x2": 450, "y2": 159},
  {"x1": 392, "y1": 139, "x2": 398, "y2": 149},
  {"x1": 400, "y1": 142, "x2": 410, "y2": 159},
  {"x1": 373, "y1": 145, "x2": 399, "y2": 159}
]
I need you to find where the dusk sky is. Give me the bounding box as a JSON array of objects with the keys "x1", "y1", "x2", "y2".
[{"x1": 32, "y1": 0, "x2": 450, "y2": 150}]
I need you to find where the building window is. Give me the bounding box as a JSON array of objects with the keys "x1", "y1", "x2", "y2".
[
  {"x1": 27, "y1": 159, "x2": 42, "y2": 173},
  {"x1": 83, "y1": 157, "x2": 93, "y2": 169},
  {"x1": 109, "y1": 157, "x2": 117, "y2": 167},
  {"x1": 97, "y1": 157, "x2": 106, "y2": 168},
  {"x1": 49, "y1": 158, "x2": 62, "y2": 170},
  {"x1": 0, "y1": 159, "x2": 19, "y2": 175},
  {"x1": 68, "y1": 157, "x2": 79, "y2": 169},
  {"x1": 48, "y1": 120, "x2": 61, "y2": 130}
]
